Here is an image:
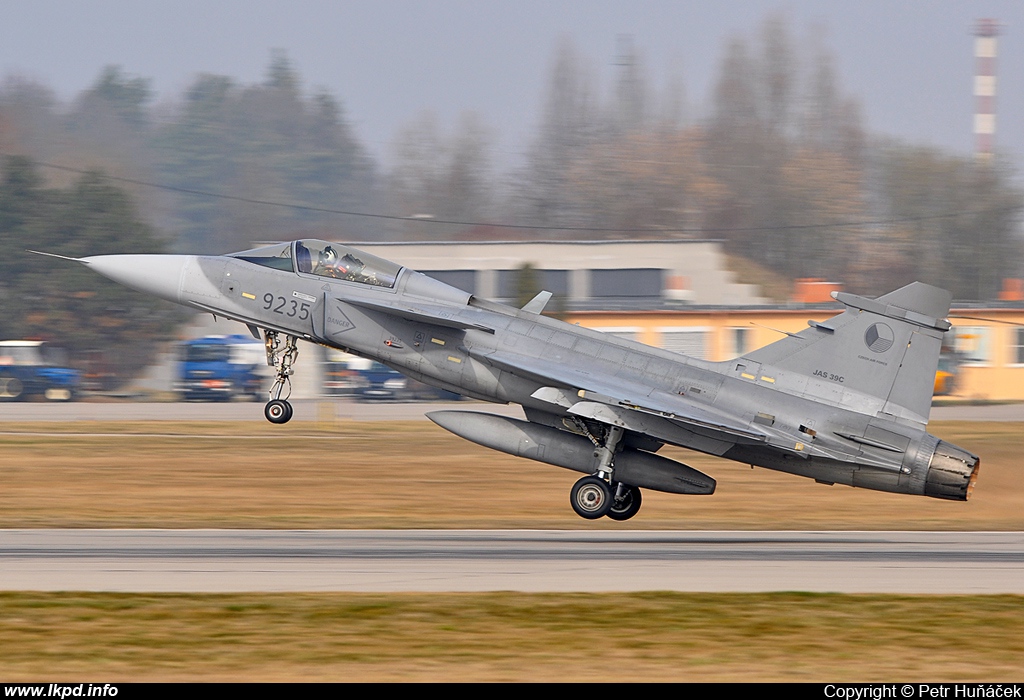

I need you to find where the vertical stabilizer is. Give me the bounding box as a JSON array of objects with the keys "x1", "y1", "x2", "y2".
[{"x1": 745, "y1": 282, "x2": 951, "y2": 424}]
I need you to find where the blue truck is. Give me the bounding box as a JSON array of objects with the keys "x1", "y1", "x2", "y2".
[
  {"x1": 176, "y1": 335, "x2": 267, "y2": 402},
  {"x1": 0, "y1": 340, "x2": 81, "y2": 401},
  {"x1": 323, "y1": 349, "x2": 460, "y2": 402},
  {"x1": 322, "y1": 350, "x2": 407, "y2": 400}
]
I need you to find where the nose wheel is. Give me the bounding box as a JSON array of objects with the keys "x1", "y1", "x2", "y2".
[
  {"x1": 264, "y1": 331, "x2": 299, "y2": 424},
  {"x1": 265, "y1": 399, "x2": 293, "y2": 424}
]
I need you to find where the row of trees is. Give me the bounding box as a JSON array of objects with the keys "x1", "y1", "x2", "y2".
[
  {"x1": 1, "y1": 15, "x2": 1022, "y2": 305},
  {"x1": 0, "y1": 156, "x2": 180, "y2": 379},
  {"x1": 0, "y1": 52, "x2": 382, "y2": 257},
  {"x1": 509, "y1": 19, "x2": 1023, "y2": 299}
]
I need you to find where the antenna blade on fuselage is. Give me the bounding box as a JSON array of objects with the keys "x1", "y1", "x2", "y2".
[{"x1": 521, "y1": 291, "x2": 552, "y2": 314}]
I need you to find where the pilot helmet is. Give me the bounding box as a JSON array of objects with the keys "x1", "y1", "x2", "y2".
[{"x1": 320, "y1": 246, "x2": 338, "y2": 267}]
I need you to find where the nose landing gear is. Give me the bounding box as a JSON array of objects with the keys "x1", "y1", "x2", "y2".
[
  {"x1": 265, "y1": 398, "x2": 293, "y2": 424},
  {"x1": 264, "y1": 331, "x2": 298, "y2": 424}
]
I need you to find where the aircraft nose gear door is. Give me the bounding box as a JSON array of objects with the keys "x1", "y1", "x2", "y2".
[{"x1": 264, "y1": 330, "x2": 299, "y2": 424}]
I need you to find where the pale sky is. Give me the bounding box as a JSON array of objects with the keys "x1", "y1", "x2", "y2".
[{"x1": 1, "y1": 0, "x2": 1022, "y2": 168}]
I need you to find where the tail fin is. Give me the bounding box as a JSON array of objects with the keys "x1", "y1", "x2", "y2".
[{"x1": 745, "y1": 282, "x2": 951, "y2": 424}]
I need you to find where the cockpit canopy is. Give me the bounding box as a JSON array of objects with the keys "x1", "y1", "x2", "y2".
[
  {"x1": 229, "y1": 240, "x2": 403, "y2": 289},
  {"x1": 229, "y1": 242, "x2": 293, "y2": 271}
]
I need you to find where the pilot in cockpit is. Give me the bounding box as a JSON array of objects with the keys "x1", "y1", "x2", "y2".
[
  {"x1": 312, "y1": 244, "x2": 372, "y2": 282},
  {"x1": 315, "y1": 246, "x2": 339, "y2": 276},
  {"x1": 339, "y1": 252, "x2": 366, "y2": 278}
]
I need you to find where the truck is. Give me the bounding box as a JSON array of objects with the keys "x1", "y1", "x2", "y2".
[
  {"x1": 323, "y1": 350, "x2": 408, "y2": 400},
  {"x1": 0, "y1": 340, "x2": 81, "y2": 401},
  {"x1": 355, "y1": 360, "x2": 415, "y2": 402},
  {"x1": 323, "y1": 349, "x2": 371, "y2": 397},
  {"x1": 176, "y1": 335, "x2": 267, "y2": 402},
  {"x1": 323, "y1": 349, "x2": 461, "y2": 402}
]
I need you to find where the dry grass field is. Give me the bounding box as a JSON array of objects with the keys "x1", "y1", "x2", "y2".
[
  {"x1": 0, "y1": 420, "x2": 1018, "y2": 529},
  {"x1": 0, "y1": 419, "x2": 1020, "y2": 681},
  {"x1": 1, "y1": 592, "x2": 1022, "y2": 682}
]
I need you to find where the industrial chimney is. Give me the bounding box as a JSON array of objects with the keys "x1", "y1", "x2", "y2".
[{"x1": 974, "y1": 19, "x2": 1000, "y2": 162}]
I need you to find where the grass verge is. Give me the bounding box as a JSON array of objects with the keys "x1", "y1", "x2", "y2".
[
  {"x1": 2, "y1": 591, "x2": 1022, "y2": 682},
  {"x1": 0, "y1": 420, "x2": 1019, "y2": 529}
]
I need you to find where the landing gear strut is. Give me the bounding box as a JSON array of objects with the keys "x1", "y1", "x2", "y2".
[
  {"x1": 264, "y1": 331, "x2": 298, "y2": 424},
  {"x1": 568, "y1": 423, "x2": 644, "y2": 521}
]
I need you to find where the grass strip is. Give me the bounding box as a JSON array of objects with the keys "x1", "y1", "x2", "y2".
[
  {"x1": 0, "y1": 421, "x2": 1019, "y2": 529},
  {"x1": 1, "y1": 591, "x2": 1022, "y2": 682}
]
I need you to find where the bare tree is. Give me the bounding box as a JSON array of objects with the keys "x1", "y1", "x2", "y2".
[{"x1": 386, "y1": 110, "x2": 495, "y2": 239}]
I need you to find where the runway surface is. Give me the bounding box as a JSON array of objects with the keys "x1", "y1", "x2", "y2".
[
  {"x1": 2, "y1": 530, "x2": 1022, "y2": 593},
  {"x1": 0, "y1": 400, "x2": 1019, "y2": 422},
  {"x1": 0, "y1": 400, "x2": 519, "y2": 422}
]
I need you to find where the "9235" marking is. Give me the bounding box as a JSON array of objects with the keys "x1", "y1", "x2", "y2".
[{"x1": 264, "y1": 293, "x2": 310, "y2": 320}]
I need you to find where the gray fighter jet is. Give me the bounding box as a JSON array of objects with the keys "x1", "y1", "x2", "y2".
[{"x1": 45, "y1": 239, "x2": 979, "y2": 520}]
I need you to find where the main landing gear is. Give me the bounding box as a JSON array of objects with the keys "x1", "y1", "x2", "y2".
[
  {"x1": 568, "y1": 422, "x2": 644, "y2": 521},
  {"x1": 570, "y1": 476, "x2": 643, "y2": 521},
  {"x1": 264, "y1": 331, "x2": 298, "y2": 424}
]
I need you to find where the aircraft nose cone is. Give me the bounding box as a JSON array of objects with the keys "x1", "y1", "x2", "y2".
[{"x1": 81, "y1": 254, "x2": 190, "y2": 304}]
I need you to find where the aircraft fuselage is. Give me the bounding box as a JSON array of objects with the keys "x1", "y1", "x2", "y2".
[{"x1": 77, "y1": 245, "x2": 980, "y2": 514}]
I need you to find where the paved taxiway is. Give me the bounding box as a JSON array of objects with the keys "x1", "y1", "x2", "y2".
[
  {"x1": 0, "y1": 400, "x2": 520, "y2": 422},
  {"x1": 2, "y1": 530, "x2": 1021, "y2": 593},
  {"x1": 0, "y1": 400, "x2": 1018, "y2": 422}
]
